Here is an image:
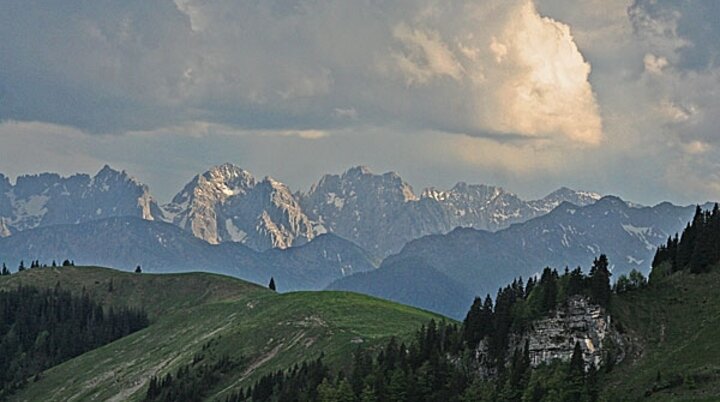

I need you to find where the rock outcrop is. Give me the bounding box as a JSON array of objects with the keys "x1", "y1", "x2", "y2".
[
  {"x1": 476, "y1": 296, "x2": 624, "y2": 375},
  {"x1": 0, "y1": 166, "x2": 163, "y2": 233},
  {"x1": 162, "y1": 164, "x2": 319, "y2": 250},
  {"x1": 301, "y1": 166, "x2": 601, "y2": 257}
]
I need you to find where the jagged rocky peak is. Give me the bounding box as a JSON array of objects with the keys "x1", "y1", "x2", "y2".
[
  {"x1": 90, "y1": 165, "x2": 160, "y2": 221},
  {"x1": 204, "y1": 163, "x2": 256, "y2": 186},
  {"x1": 0, "y1": 165, "x2": 162, "y2": 232},
  {"x1": 302, "y1": 166, "x2": 419, "y2": 224},
  {"x1": 195, "y1": 163, "x2": 257, "y2": 199},
  {"x1": 166, "y1": 164, "x2": 254, "y2": 211},
  {"x1": 299, "y1": 166, "x2": 423, "y2": 256},
  {"x1": 164, "y1": 163, "x2": 318, "y2": 250},
  {"x1": 343, "y1": 165, "x2": 373, "y2": 178},
  {"x1": 329, "y1": 165, "x2": 416, "y2": 201}
]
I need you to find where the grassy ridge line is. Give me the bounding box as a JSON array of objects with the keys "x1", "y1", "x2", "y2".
[
  {"x1": 1, "y1": 266, "x2": 446, "y2": 401},
  {"x1": 0, "y1": 266, "x2": 268, "y2": 319}
]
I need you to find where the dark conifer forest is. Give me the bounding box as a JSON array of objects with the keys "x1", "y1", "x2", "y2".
[
  {"x1": 0, "y1": 285, "x2": 149, "y2": 397},
  {"x1": 145, "y1": 353, "x2": 239, "y2": 402},
  {"x1": 652, "y1": 203, "x2": 720, "y2": 275}
]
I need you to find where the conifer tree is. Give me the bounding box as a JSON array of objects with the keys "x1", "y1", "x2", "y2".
[
  {"x1": 268, "y1": 277, "x2": 277, "y2": 291},
  {"x1": 359, "y1": 384, "x2": 378, "y2": 402},
  {"x1": 565, "y1": 341, "x2": 586, "y2": 402},
  {"x1": 589, "y1": 255, "x2": 611, "y2": 307}
]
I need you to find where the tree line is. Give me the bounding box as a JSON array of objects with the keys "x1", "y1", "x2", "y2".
[
  {"x1": 652, "y1": 204, "x2": 720, "y2": 276},
  {"x1": 230, "y1": 321, "x2": 599, "y2": 402},
  {"x1": 145, "y1": 352, "x2": 239, "y2": 402},
  {"x1": 0, "y1": 286, "x2": 149, "y2": 397},
  {"x1": 1, "y1": 259, "x2": 76, "y2": 275}
]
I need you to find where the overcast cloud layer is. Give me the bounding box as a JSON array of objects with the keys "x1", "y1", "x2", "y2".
[{"x1": 0, "y1": 0, "x2": 718, "y2": 204}]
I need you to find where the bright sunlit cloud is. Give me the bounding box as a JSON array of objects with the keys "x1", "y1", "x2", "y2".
[{"x1": 0, "y1": 0, "x2": 719, "y2": 204}]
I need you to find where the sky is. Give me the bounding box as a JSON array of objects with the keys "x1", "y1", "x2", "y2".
[{"x1": 0, "y1": 0, "x2": 719, "y2": 205}]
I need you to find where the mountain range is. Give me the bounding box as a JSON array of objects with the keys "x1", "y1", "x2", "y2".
[
  {"x1": 0, "y1": 163, "x2": 601, "y2": 258},
  {"x1": 0, "y1": 164, "x2": 712, "y2": 318},
  {"x1": 0, "y1": 216, "x2": 373, "y2": 291},
  {"x1": 329, "y1": 197, "x2": 708, "y2": 318}
]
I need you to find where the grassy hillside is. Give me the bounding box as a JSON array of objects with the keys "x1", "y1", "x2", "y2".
[
  {"x1": 605, "y1": 264, "x2": 720, "y2": 401},
  {"x1": 0, "y1": 266, "x2": 444, "y2": 402}
]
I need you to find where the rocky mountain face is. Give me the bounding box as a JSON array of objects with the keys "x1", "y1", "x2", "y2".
[
  {"x1": 161, "y1": 164, "x2": 317, "y2": 250},
  {"x1": 300, "y1": 166, "x2": 601, "y2": 257},
  {"x1": 330, "y1": 197, "x2": 703, "y2": 318},
  {"x1": 300, "y1": 166, "x2": 426, "y2": 257},
  {"x1": 0, "y1": 164, "x2": 601, "y2": 257},
  {"x1": 0, "y1": 166, "x2": 162, "y2": 236},
  {"x1": 0, "y1": 217, "x2": 374, "y2": 290},
  {"x1": 476, "y1": 296, "x2": 623, "y2": 376}
]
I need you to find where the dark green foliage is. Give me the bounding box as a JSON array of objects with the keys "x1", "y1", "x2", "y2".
[
  {"x1": 462, "y1": 294, "x2": 493, "y2": 347},
  {"x1": 235, "y1": 319, "x2": 601, "y2": 402},
  {"x1": 538, "y1": 268, "x2": 559, "y2": 313},
  {"x1": 232, "y1": 259, "x2": 613, "y2": 402},
  {"x1": 614, "y1": 269, "x2": 647, "y2": 294},
  {"x1": 268, "y1": 277, "x2": 276, "y2": 291},
  {"x1": 588, "y1": 255, "x2": 611, "y2": 307},
  {"x1": 653, "y1": 204, "x2": 720, "y2": 275},
  {"x1": 144, "y1": 354, "x2": 238, "y2": 402},
  {"x1": 566, "y1": 267, "x2": 584, "y2": 297},
  {"x1": 0, "y1": 286, "x2": 149, "y2": 397},
  {"x1": 225, "y1": 356, "x2": 329, "y2": 402},
  {"x1": 135, "y1": 265, "x2": 142, "y2": 273}
]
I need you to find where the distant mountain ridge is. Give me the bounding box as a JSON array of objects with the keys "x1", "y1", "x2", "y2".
[
  {"x1": 0, "y1": 164, "x2": 602, "y2": 258},
  {"x1": 0, "y1": 165, "x2": 162, "y2": 235},
  {"x1": 0, "y1": 216, "x2": 374, "y2": 291},
  {"x1": 329, "y1": 196, "x2": 708, "y2": 318},
  {"x1": 298, "y1": 166, "x2": 601, "y2": 257}
]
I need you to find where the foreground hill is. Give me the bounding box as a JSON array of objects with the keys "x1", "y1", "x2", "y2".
[
  {"x1": 603, "y1": 265, "x2": 720, "y2": 401},
  {"x1": 0, "y1": 266, "x2": 442, "y2": 402},
  {"x1": 330, "y1": 197, "x2": 704, "y2": 318},
  {"x1": 0, "y1": 217, "x2": 375, "y2": 290}
]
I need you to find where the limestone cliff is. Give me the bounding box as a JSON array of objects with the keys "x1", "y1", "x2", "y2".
[{"x1": 476, "y1": 296, "x2": 624, "y2": 374}]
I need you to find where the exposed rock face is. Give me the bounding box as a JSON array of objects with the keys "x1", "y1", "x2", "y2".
[
  {"x1": 162, "y1": 164, "x2": 318, "y2": 250},
  {"x1": 302, "y1": 166, "x2": 601, "y2": 257},
  {"x1": 0, "y1": 166, "x2": 163, "y2": 233},
  {"x1": 521, "y1": 296, "x2": 621, "y2": 369},
  {"x1": 300, "y1": 166, "x2": 425, "y2": 257},
  {"x1": 475, "y1": 296, "x2": 623, "y2": 375},
  {"x1": 0, "y1": 164, "x2": 602, "y2": 257}
]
